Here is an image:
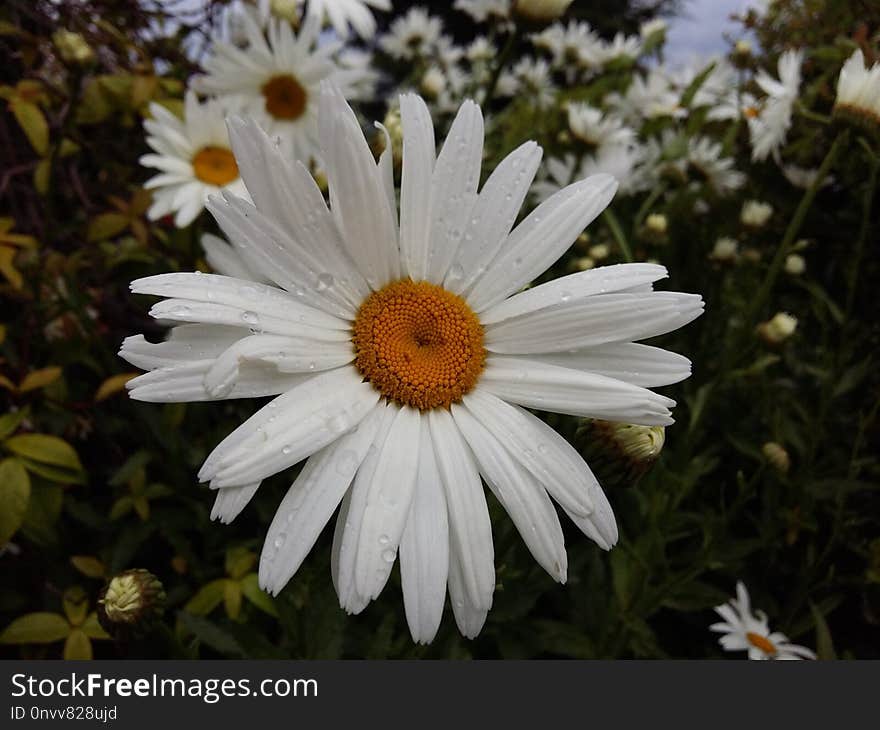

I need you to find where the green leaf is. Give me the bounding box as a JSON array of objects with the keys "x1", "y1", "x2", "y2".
[
  {"x1": 63, "y1": 630, "x2": 92, "y2": 660},
  {"x1": 225, "y1": 547, "x2": 256, "y2": 580},
  {"x1": 240, "y1": 573, "x2": 279, "y2": 618},
  {"x1": 0, "y1": 408, "x2": 29, "y2": 441},
  {"x1": 177, "y1": 612, "x2": 245, "y2": 658},
  {"x1": 0, "y1": 458, "x2": 31, "y2": 544},
  {"x1": 811, "y1": 603, "x2": 837, "y2": 660},
  {"x1": 10, "y1": 99, "x2": 49, "y2": 155},
  {"x1": 5, "y1": 433, "x2": 82, "y2": 471},
  {"x1": 17, "y1": 457, "x2": 86, "y2": 485},
  {"x1": 185, "y1": 579, "x2": 227, "y2": 616},
  {"x1": 87, "y1": 212, "x2": 130, "y2": 242},
  {"x1": 21, "y1": 483, "x2": 63, "y2": 547},
  {"x1": 0, "y1": 612, "x2": 70, "y2": 644}
]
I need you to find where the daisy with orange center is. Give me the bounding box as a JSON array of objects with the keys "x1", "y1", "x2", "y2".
[
  {"x1": 140, "y1": 91, "x2": 247, "y2": 228},
  {"x1": 711, "y1": 582, "x2": 816, "y2": 660},
  {"x1": 122, "y1": 84, "x2": 703, "y2": 643},
  {"x1": 192, "y1": 12, "x2": 376, "y2": 163}
]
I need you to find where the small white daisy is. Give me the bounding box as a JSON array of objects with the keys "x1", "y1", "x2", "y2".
[
  {"x1": 497, "y1": 57, "x2": 556, "y2": 109},
  {"x1": 607, "y1": 69, "x2": 684, "y2": 124},
  {"x1": 379, "y1": 6, "x2": 443, "y2": 60},
  {"x1": 454, "y1": 0, "x2": 511, "y2": 22},
  {"x1": 596, "y1": 32, "x2": 642, "y2": 65},
  {"x1": 748, "y1": 49, "x2": 803, "y2": 162},
  {"x1": 711, "y1": 582, "x2": 816, "y2": 660},
  {"x1": 566, "y1": 102, "x2": 635, "y2": 152},
  {"x1": 301, "y1": 0, "x2": 391, "y2": 40},
  {"x1": 122, "y1": 86, "x2": 702, "y2": 643},
  {"x1": 531, "y1": 20, "x2": 603, "y2": 77},
  {"x1": 140, "y1": 92, "x2": 248, "y2": 228},
  {"x1": 687, "y1": 137, "x2": 745, "y2": 195},
  {"x1": 192, "y1": 12, "x2": 364, "y2": 163}
]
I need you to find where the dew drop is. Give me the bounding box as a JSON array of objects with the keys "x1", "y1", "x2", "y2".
[
  {"x1": 241, "y1": 310, "x2": 259, "y2": 325},
  {"x1": 316, "y1": 272, "x2": 334, "y2": 292},
  {"x1": 381, "y1": 549, "x2": 396, "y2": 563}
]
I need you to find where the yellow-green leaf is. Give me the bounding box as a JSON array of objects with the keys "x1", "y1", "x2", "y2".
[
  {"x1": 0, "y1": 612, "x2": 70, "y2": 644},
  {"x1": 95, "y1": 373, "x2": 137, "y2": 402},
  {"x1": 71, "y1": 556, "x2": 106, "y2": 579},
  {"x1": 240, "y1": 573, "x2": 278, "y2": 618},
  {"x1": 18, "y1": 366, "x2": 62, "y2": 393},
  {"x1": 108, "y1": 497, "x2": 132, "y2": 520},
  {"x1": 185, "y1": 579, "x2": 227, "y2": 616},
  {"x1": 0, "y1": 246, "x2": 23, "y2": 289},
  {"x1": 33, "y1": 158, "x2": 50, "y2": 195},
  {"x1": 225, "y1": 546, "x2": 256, "y2": 580},
  {"x1": 63, "y1": 586, "x2": 89, "y2": 627},
  {"x1": 63, "y1": 629, "x2": 92, "y2": 660},
  {"x1": 224, "y1": 579, "x2": 242, "y2": 620},
  {"x1": 5, "y1": 432, "x2": 82, "y2": 470},
  {"x1": 10, "y1": 99, "x2": 49, "y2": 155},
  {"x1": 82, "y1": 612, "x2": 110, "y2": 640},
  {"x1": 87, "y1": 212, "x2": 129, "y2": 242},
  {"x1": 0, "y1": 458, "x2": 30, "y2": 544},
  {"x1": 132, "y1": 495, "x2": 150, "y2": 520},
  {"x1": 0, "y1": 408, "x2": 29, "y2": 441}
]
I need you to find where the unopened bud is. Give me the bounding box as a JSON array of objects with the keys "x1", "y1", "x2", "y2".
[
  {"x1": 577, "y1": 419, "x2": 665, "y2": 488},
  {"x1": 53, "y1": 30, "x2": 94, "y2": 64},
  {"x1": 762, "y1": 441, "x2": 790, "y2": 474},
  {"x1": 757, "y1": 312, "x2": 797, "y2": 345},
  {"x1": 97, "y1": 569, "x2": 166, "y2": 639}
]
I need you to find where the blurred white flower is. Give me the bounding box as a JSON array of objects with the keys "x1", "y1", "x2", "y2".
[
  {"x1": 687, "y1": 137, "x2": 745, "y2": 195},
  {"x1": 379, "y1": 6, "x2": 443, "y2": 60},
  {"x1": 741, "y1": 200, "x2": 773, "y2": 227},
  {"x1": 833, "y1": 48, "x2": 880, "y2": 128},
  {"x1": 711, "y1": 582, "x2": 815, "y2": 660},
  {"x1": 748, "y1": 49, "x2": 803, "y2": 161},
  {"x1": 709, "y1": 237, "x2": 739, "y2": 263},
  {"x1": 784, "y1": 253, "x2": 805, "y2": 275},
  {"x1": 757, "y1": 312, "x2": 798, "y2": 344},
  {"x1": 497, "y1": 57, "x2": 556, "y2": 109},
  {"x1": 532, "y1": 20, "x2": 603, "y2": 76},
  {"x1": 607, "y1": 69, "x2": 684, "y2": 123},
  {"x1": 140, "y1": 92, "x2": 248, "y2": 228},
  {"x1": 454, "y1": 0, "x2": 511, "y2": 22},
  {"x1": 566, "y1": 102, "x2": 635, "y2": 152}
]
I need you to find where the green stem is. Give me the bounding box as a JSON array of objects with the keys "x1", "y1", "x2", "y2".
[
  {"x1": 845, "y1": 141, "x2": 878, "y2": 316},
  {"x1": 744, "y1": 130, "x2": 848, "y2": 332},
  {"x1": 481, "y1": 27, "x2": 519, "y2": 108},
  {"x1": 796, "y1": 104, "x2": 832, "y2": 126},
  {"x1": 633, "y1": 182, "x2": 667, "y2": 232},
  {"x1": 602, "y1": 207, "x2": 633, "y2": 263}
]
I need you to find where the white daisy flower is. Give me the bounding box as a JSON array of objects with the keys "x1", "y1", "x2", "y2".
[
  {"x1": 497, "y1": 57, "x2": 556, "y2": 109},
  {"x1": 192, "y1": 12, "x2": 363, "y2": 163},
  {"x1": 596, "y1": 32, "x2": 642, "y2": 65},
  {"x1": 833, "y1": 48, "x2": 880, "y2": 128},
  {"x1": 140, "y1": 92, "x2": 248, "y2": 228},
  {"x1": 531, "y1": 20, "x2": 603, "y2": 76},
  {"x1": 454, "y1": 0, "x2": 511, "y2": 22},
  {"x1": 687, "y1": 137, "x2": 746, "y2": 195},
  {"x1": 121, "y1": 86, "x2": 702, "y2": 643},
  {"x1": 607, "y1": 69, "x2": 684, "y2": 124},
  {"x1": 711, "y1": 582, "x2": 816, "y2": 660},
  {"x1": 748, "y1": 49, "x2": 803, "y2": 162},
  {"x1": 379, "y1": 6, "x2": 443, "y2": 60},
  {"x1": 533, "y1": 143, "x2": 652, "y2": 201},
  {"x1": 301, "y1": 0, "x2": 391, "y2": 40},
  {"x1": 566, "y1": 102, "x2": 635, "y2": 151}
]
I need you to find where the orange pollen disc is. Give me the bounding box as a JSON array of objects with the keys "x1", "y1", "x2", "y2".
[
  {"x1": 261, "y1": 74, "x2": 308, "y2": 120},
  {"x1": 746, "y1": 632, "x2": 777, "y2": 655},
  {"x1": 743, "y1": 105, "x2": 760, "y2": 119},
  {"x1": 192, "y1": 146, "x2": 239, "y2": 186},
  {"x1": 353, "y1": 279, "x2": 486, "y2": 410}
]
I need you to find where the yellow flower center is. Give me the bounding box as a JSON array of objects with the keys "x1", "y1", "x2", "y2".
[
  {"x1": 353, "y1": 280, "x2": 486, "y2": 410},
  {"x1": 261, "y1": 74, "x2": 308, "y2": 120},
  {"x1": 746, "y1": 632, "x2": 777, "y2": 656},
  {"x1": 192, "y1": 146, "x2": 239, "y2": 186}
]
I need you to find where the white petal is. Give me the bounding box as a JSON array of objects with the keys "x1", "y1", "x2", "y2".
[
  {"x1": 399, "y1": 93, "x2": 435, "y2": 281},
  {"x1": 467, "y1": 174, "x2": 618, "y2": 312},
  {"x1": 423, "y1": 100, "x2": 483, "y2": 284},
  {"x1": 428, "y1": 409, "x2": 494, "y2": 611},
  {"x1": 447, "y1": 541, "x2": 488, "y2": 640},
  {"x1": 444, "y1": 141, "x2": 543, "y2": 295},
  {"x1": 332, "y1": 402, "x2": 398, "y2": 614},
  {"x1": 354, "y1": 405, "x2": 422, "y2": 601},
  {"x1": 201, "y1": 233, "x2": 270, "y2": 283},
  {"x1": 259, "y1": 404, "x2": 384, "y2": 595},
  {"x1": 480, "y1": 356, "x2": 676, "y2": 425},
  {"x1": 133, "y1": 272, "x2": 349, "y2": 332},
  {"x1": 484, "y1": 292, "x2": 704, "y2": 354},
  {"x1": 223, "y1": 118, "x2": 370, "y2": 310},
  {"x1": 400, "y1": 417, "x2": 449, "y2": 644},
  {"x1": 461, "y1": 389, "x2": 595, "y2": 517},
  {"x1": 452, "y1": 403, "x2": 567, "y2": 583},
  {"x1": 507, "y1": 342, "x2": 692, "y2": 388},
  {"x1": 199, "y1": 366, "x2": 380, "y2": 487},
  {"x1": 207, "y1": 193, "x2": 358, "y2": 320},
  {"x1": 374, "y1": 121, "x2": 398, "y2": 244},
  {"x1": 211, "y1": 482, "x2": 260, "y2": 524},
  {"x1": 202, "y1": 334, "x2": 354, "y2": 398},
  {"x1": 479, "y1": 263, "x2": 668, "y2": 325},
  {"x1": 119, "y1": 325, "x2": 245, "y2": 371},
  {"x1": 319, "y1": 84, "x2": 399, "y2": 289}
]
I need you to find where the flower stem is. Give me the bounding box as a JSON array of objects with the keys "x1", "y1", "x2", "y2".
[
  {"x1": 602, "y1": 207, "x2": 633, "y2": 263},
  {"x1": 482, "y1": 27, "x2": 520, "y2": 108},
  {"x1": 846, "y1": 139, "x2": 878, "y2": 316},
  {"x1": 744, "y1": 129, "x2": 848, "y2": 331}
]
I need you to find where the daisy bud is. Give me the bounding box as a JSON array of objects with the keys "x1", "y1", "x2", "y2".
[
  {"x1": 97, "y1": 569, "x2": 166, "y2": 639},
  {"x1": 52, "y1": 30, "x2": 94, "y2": 64},
  {"x1": 709, "y1": 236, "x2": 739, "y2": 263},
  {"x1": 568, "y1": 255, "x2": 595, "y2": 272},
  {"x1": 513, "y1": 0, "x2": 574, "y2": 26},
  {"x1": 833, "y1": 49, "x2": 880, "y2": 135},
  {"x1": 578, "y1": 419, "x2": 665, "y2": 488},
  {"x1": 784, "y1": 253, "x2": 805, "y2": 275},
  {"x1": 757, "y1": 312, "x2": 797, "y2": 345},
  {"x1": 740, "y1": 200, "x2": 773, "y2": 228},
  {"x1": 421, "y1": 67, "x2": 447, "y2": 99},
  {"x1": 646, "y1": 213, "x2": 668, "y2": 235},
  {"x1": 588, "y1": 243, "x2": 610, "y2": 261},
  {"x1": 734, "y1": 39, "x2": 752, "y2": 56},
  {"x1": 762, "y1": 441, "x2": 790, "y2": 474}
]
